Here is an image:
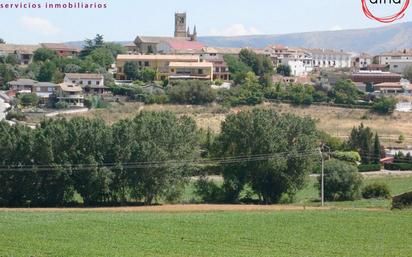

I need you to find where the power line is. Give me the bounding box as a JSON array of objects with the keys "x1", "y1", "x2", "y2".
[{"x1": 0, "y1": 150, "x2": 320, "y2": 172}]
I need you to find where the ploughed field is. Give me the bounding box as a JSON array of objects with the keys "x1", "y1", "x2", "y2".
[{"x1": 0, "y1": 210, "x2": 411, "y2": 257}]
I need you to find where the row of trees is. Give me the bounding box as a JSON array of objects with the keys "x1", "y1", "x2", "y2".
[
  {"x1": 0, "y1": 112, "x2": 199, "y2": 207},
  {"x1": 0, "y1": 108, "x2": 322, "y2": 207}
]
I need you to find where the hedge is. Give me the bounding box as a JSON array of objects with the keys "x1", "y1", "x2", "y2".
[
  {"x1": 392, "y1": 191, "x2": 412, "y2": 209},
  {"x1": 384, "y1": 163, "x2": 412, "y2": 171},
  {"x1": 358, "y1": 164, "x2": 381, "y2": 172}
]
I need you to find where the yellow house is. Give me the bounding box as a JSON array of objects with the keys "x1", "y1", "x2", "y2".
[
  {"x1": 169, "y1": 62, "x2": 213, "y2": 81},
  {"x1": 116, "y1": 54, "x2": 200, "y2": 80}
]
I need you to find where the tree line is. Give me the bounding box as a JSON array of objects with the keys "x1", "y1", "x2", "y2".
[{"x1": 0, "y1": 109, "x2": 323, "y2": 207}]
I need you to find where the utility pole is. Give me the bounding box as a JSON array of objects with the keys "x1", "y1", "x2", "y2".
[{"x1": 318, "y1": 147, "x2": 325, "y2": 207}]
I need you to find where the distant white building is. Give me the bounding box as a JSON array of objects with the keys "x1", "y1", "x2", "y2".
[
  {"x1": 352, "y1": 53, "x2": 373, "y2": 69},
  {"x1": 262, "y1": 45, "x2": 351, "y2": 76},
  {"x1": 389, "y1": 59, "x2": 412, "y2": 74},
  {"x1": 64, "y1": 73, "x2": 104, "y2": 87},
  {"x1": 306, "y1": 48, "x2": 351, "y2": 69},
  {"x1": 263, "y1": 45, "x2": 313, "y2": 76},
  {"x1": 279, "y1": 48, "x2": 313, "y2": 76}
]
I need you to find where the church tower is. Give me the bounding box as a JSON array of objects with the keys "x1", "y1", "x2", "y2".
[{"x1": 174, "y1": 12, "x2": 187, "y2": 38}]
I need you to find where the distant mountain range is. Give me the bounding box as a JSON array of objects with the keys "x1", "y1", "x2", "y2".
[
  {"x1": 66, "y1": 22, "x2": 412, "y2": 54},
  {"x1": 198, "y1": 22, "x2": 412, "y2": 54}
]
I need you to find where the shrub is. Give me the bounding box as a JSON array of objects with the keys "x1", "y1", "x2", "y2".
[
  {"x1": 372, "y1": 97, "x2": 397, "y2": 114},
  {"x1": 362, "y1": 183, "x2": 391, "y2": 199},
  {"x1": 168, "y1": 80, "x2": 217, "y2": 105},
  {"x1": 358, "y1": 164, "x2": 381, "y2": 172},
  {"x1": 18, "y1": 93, "x2": 39, "y2": 107},
  {"x1": 55, "y1": 101, "x2": 69, "y2": 109},
  {"x1": 194, "y1": 177, "x2": 225, "y2": 203},
  {"x1": 384, "y1": 163, "x2": 412, "y2": 171},
  {"x1": 84, "y1": 96, "x2": 110, "y2": 109},
  {"x1": 6, "y1": 110, "x2": 26, "y2": 121},
  {"x1": 332, "y1": 151, "x2": 361, "y2": 164},
  {"x1": 392, "y1": 191, "x2": 412, "y2": 209},
  {"x1": 318, "y1": 159, "x2": 363, "y2": 201}
]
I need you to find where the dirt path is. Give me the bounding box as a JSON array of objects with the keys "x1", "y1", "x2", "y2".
[{"x1": 0, "y1": 204, "x2": 386, "y2": 213}]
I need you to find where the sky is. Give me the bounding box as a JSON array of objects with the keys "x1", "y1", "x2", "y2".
[{"x1": 0, "y1": 0, "x2": 411, "y2": 44}]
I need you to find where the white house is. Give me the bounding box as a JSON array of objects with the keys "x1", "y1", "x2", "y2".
[
  {"x1": 279, "y1": 48, "x2": 314, "y2": 76},
  {"x1": 306, "y1": 48, "x2": 351, "y2": 69},
  {"x1": 64, "y1": 73, "x2": 104, "y2": 87}
]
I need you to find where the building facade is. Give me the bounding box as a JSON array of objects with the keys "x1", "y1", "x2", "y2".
[
  {"x1": 56, "y1": 83, "x2": 84, "y2": 107},
  {"x1": 169, "y1": 62, "x2": 213, "y2": 81},
  {"x1": 116, "y1": 54, "x2": 200, "y2": 80}
]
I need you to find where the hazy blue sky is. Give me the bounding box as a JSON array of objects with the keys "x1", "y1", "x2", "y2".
[{"x1": 0, "y1": 0, "x2": 411, "y2": 44}]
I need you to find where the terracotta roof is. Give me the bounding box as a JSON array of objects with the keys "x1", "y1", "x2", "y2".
[
  {"x1": 169, "y1": 61, "x2": 213, "y2": 68},
  {"x1": 135, "y1": 36, "x2": 174, "y2": 44},
  {"x1": 41, "y1": 43, "x2": 80, "y2": 52},
  {"x1": 166, "y1": 39, "x2": 204, "y2": 50},
  {"x1": 374, "y1": 82, "x2": 403, "y2": 88},
  {"x1": 65, "y1": 73, "x2": 103, "y2": 80}
]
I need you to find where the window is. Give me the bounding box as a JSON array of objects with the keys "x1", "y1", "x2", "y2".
[
  {"x1": 88, "y1": 81, "x2": 91, "y2": 85},
  {"x1": 144, "y1": 61, "x2": 149, "y2": 67},
  {"x1": 72, "y1": 80, "x2": 76, "y2": 84},
  {"x1": 198, "y1": 69, "x2": 203, "y2": 75},
  {"x1": 96, "y1": 81, "x2": 100, "y2": 85},
  {"x1": 48, "y1": 87, "x2": 53, "y2": 92}
]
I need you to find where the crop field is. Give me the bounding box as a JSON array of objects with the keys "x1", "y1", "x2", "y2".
[
  {"x1": 294, "y1": 174, "x2": 412, "y2": 209},
  {"x1": 0, "y1": 210, "x2": 411, "y2": 257},
  {"x1": 50, "y1": 102, "x2": 412, "y2": 146}
]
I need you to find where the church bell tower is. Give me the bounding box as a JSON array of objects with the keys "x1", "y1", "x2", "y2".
[{"x1": 174, "y1": 12, "x2": 187, "y2": 38}]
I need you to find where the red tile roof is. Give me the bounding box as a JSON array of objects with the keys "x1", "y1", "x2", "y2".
[{"x1": 166, "y1": 39, "x2": 204, "y2": 50}]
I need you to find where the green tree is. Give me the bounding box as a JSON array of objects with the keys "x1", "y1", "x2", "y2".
[
  {"x1": 18, "y1": 93, "x2": 39, "y2": 107},
  {"x1": 141, "y1": 67, "x2": 156, "y2": 82},
  {"x1": 5, "y1": 54, "x2": 19, "y2": 65},
  {"x1": 87, "y1": 48, "x2": 114, "y2": 70},
  {"x1": 372, "y1": 97, "x2": 397, "y2": 114},
  {"x1": 37, "y1": 62, "x2": 57, "y2": 82},
  {"x1": 348, "y1": 124, "x2": 375, "y2": 164},
  {"x1": 168, "y1": 80, "x2": 216, "y2": 105},
  {"x1": 318, "y1": 159, "x2": 363, "y2": 201},
  {"x1": 214, "y1": 109, "x2": 318, "y2": 203},
  {"x1": 276, "y1": 64, "x2": 291, "y2": 76},
  {"x1": 0, "y1": 38, "x2": 5, "y2": 44},
  {"x1": 104, "y1": 42, "x2": 127, "y2": 58},
  {"x1": 127, "y1": 112, "x2": 199, "y2": 204},
  {"x1": 373, "y1": 133, "x2": 381, "y2": 164},
  {"x1": 330, "y1": 80, "x2": 362, "y2": 104},
  {"x1": 123, "y1": 61, "x2": 140, "y2": 80},
  {"x1": 33, "y1": 48, "x2": 58, "y2": 62}
]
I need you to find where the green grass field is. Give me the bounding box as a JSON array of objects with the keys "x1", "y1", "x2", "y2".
[
  {"x1": 294, "y1": 175, "x2": 412, "y2": 209},
  {"x1": 1, "y1": 210, "x2": 412, "y2": 257},
  {"x1": 1, "y1": 175, "x2": 411, "y2": 257}
]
